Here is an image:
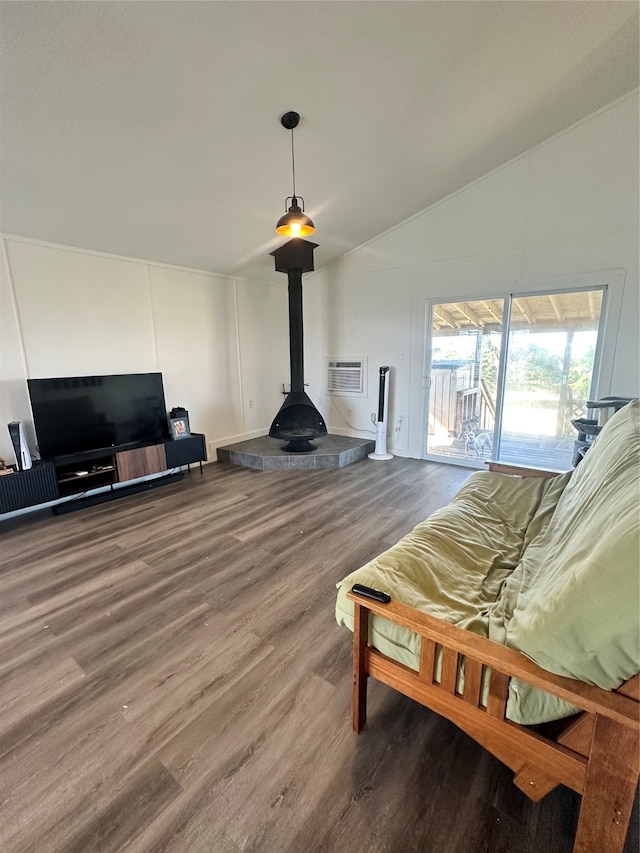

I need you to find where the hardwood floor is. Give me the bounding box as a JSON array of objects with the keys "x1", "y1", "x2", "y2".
[{"x1": 1, "y1": 457, "x2": 637, "y2": 853}]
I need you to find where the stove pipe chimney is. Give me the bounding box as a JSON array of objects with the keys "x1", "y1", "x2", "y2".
[{"x1": 269, "y1": 239, "x2": 327, "y2": 452}]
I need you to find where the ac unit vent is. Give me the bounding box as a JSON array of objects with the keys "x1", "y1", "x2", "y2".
[{"x1": 327, "y1": 357, "x2": 367, "y2": 396}]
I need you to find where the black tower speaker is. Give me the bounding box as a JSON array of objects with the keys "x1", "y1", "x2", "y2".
[{"x1": 7, "y1": 421, "x2": 33, "y2": 471}]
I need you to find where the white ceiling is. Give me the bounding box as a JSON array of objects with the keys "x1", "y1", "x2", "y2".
[{"x1": 0, "y1": 1, "x2": 638, "y2": 284}]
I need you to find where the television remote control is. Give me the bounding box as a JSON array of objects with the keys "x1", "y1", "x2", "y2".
[{"x1": 351, "y1": 583, "x2": 391, "y2": 604}]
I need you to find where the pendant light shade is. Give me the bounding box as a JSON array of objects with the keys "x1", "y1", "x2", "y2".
[
  {"x1": 276, "y1": 196, "x2": 315, "y2": 238},
  {"x1": 275, "y1": 111, "x2": 315, "y2": 237}
]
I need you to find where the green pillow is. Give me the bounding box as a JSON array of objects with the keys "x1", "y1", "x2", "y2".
[{"x1": 503, "y1": 401, "x2": 640, "y2": 689}]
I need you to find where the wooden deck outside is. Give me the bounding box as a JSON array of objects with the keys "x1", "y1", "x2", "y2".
[{"x1": 428, "y1": 431, "x2": 575, "y2": 471}]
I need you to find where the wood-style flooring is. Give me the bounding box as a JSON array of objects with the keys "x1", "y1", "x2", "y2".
[{"x1": 1, "y1": 457, "x2": 637, "y2": 853}]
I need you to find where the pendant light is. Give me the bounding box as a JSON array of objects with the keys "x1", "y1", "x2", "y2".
[{"x1": 275, "y1": 111, "x2": 315, "y2": 238}]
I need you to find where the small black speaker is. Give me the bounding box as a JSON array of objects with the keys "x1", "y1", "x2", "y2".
[{"x1": 169, "y1": 406, "x2": 189, "y2": 420}]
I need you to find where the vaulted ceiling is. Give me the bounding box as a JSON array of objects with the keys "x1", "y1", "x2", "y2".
[{"x1": 0, "y1": 1, "x2": 638, "y2": 284}]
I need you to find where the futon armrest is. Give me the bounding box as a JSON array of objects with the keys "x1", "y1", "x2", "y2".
[
  {"x1": 346, "y1": 591, "x2": 638, "y2": 729},
  {"x1": 486, "y1": 461, "x2": 567, "y2": 478}
]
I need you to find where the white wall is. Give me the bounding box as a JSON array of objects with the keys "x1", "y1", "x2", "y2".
[
  {"x1": 305, "y1": 93, "x2": 639, "y2": 458},
  {"x1": 0, "y1": 238, "x2": 288, "y2": 464}
]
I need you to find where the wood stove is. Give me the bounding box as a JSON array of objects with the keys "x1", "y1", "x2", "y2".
[{"x1": 269, "y1": 239, "x2": 327, "y2": 452}]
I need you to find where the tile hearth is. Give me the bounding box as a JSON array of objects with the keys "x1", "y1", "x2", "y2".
[{"x1": 216, "y1": 434, "x2": 375, "y2": 470}]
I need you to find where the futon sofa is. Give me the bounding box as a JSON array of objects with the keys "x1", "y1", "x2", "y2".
[{"x1": 336, "y1": 400, "x2": 639, "y2": 853}]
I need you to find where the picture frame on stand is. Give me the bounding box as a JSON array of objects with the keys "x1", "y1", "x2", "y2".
[{"x1": 169, "y1": 416, "x2": 191, "y2": 440}]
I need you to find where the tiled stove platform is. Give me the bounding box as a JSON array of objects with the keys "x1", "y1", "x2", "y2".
[{"x1": 216, "y1": 434, "x2": 375, "y2": 470}]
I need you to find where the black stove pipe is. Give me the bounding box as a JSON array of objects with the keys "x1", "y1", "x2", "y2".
[{"x1": 288, "y1": 268, "x2": 304, "y2": 392}]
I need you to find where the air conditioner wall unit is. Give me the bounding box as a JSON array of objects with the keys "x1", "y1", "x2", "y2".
[{"x1": 327, "y1": 356, "x2": 367, "y2": 396}]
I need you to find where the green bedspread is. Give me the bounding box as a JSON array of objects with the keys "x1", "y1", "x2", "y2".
[{"x1": 336, "y1": 401, "x2": 640, "y2": 725}]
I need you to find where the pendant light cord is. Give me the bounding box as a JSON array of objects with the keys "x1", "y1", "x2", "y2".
[{"x1": 290, "y1": 129, "x2": 296, "y2": 198}]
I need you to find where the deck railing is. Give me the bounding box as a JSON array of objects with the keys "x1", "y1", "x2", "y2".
[{"x1": 455, "y1": 381, "x2": 495, "y2": 436}]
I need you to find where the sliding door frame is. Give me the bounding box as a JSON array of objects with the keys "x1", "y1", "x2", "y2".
[{"x1": 422, "y1": 274, "x2": 619, "y2": 465}]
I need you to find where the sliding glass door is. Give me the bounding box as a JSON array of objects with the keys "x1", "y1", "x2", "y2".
[
  {"x1": 425, "y1": 298, "x2": 503, "y2": 463},
  {"x1": 499, "y1": 290, "x2": 604, "y2": 467},
  {"x1": 425, "y1": 287, "x2": 606, "y2": 469}
]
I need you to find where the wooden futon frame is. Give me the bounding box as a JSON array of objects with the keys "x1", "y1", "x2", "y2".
[{"x1": 348, "y1": 463, "x2": 639, "y2": 853}]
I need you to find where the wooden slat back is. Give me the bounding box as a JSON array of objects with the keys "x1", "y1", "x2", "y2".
[
  {"x1": 440, "y1": 646, "x2": 459, "y2": 694},
  {"x1": 345, "y1": 591, "x2": 639, "y2": 728},
  {"x1": 487, "y1": 670, "x2": 509, "y2": 719},
  {"x1": 419, "y1": 637, "x2": 437, "y2": 683},
  {"x1": 463, "y1": 658, "x2": 484, "y2": 708}
]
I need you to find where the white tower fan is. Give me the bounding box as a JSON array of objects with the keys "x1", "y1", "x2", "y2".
[{"x1": 368, "y1": 366, "x2": 393, "y2": 461}]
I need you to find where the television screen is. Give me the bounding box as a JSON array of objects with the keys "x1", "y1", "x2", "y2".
[{"x1": 28, "y1": 373, "x2": 169, "y2": 459}]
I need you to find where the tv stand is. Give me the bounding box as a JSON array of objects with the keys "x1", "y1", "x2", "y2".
[
  {"x1": 52, "y1": 470, "x2": 185, "y2": 515},
  {"x1": 0, "y1": 434, "x2": 207, "y2": 516}
]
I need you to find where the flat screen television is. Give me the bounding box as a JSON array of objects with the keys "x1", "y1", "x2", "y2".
[{"x1": 28, "y1": 372, "x2": 170, "y2": 459}]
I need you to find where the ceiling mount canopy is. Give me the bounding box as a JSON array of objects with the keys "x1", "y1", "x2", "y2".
[{"x1": 275, "y1": 111, "x2": 316, "y2": 238}]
